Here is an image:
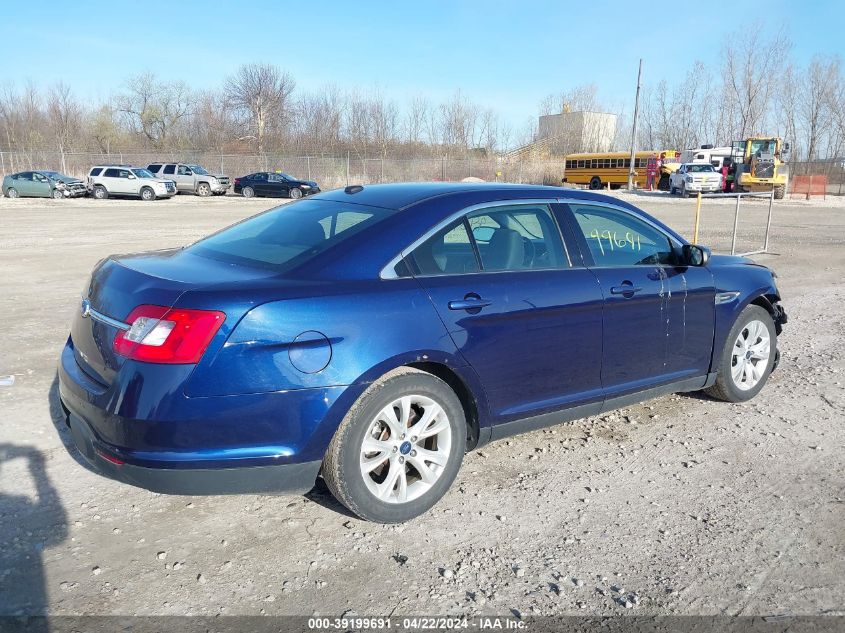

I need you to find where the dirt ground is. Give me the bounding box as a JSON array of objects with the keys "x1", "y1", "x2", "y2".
[{"x1": 0, "y1": 190, "x2": 843, "y2": 619}]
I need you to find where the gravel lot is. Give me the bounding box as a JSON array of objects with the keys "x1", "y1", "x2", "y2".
[{"x1": 0, "y1": 190, "x2": 843, "y2": 619}]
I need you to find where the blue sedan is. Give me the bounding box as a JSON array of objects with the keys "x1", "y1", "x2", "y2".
[{"x1": 58, "y1": 183, "x2": 787, "y2": 522}]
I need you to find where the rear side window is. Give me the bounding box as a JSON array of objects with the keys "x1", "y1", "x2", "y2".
[
  {"x1": 188, "y1": 200, "x2": 392, "y2": 273},
  {"x1": 467, "y1": 204, "x2": 569, "y2": 271},
  {"x1": 89, "y1": 167, "x2": 103, "y2": 177},
  {"x1": 410, "y1": 220, "x2": 479, "y2": 276},
  {"x1": 103, "y1": 168, "x2": 121, "y2": 177},
  {"x1": 148, "y1": 164, "x2": 162, "y2": 173},
  {"x1": 163, "y1": 164, "x2": 175, "y2": 175}
]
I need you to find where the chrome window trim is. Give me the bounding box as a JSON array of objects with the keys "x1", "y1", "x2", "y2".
[
  {"x1": 379, "y1": 196, "x2": 686, "y2": 280},
  {"x1": 379, "y1": 198, "x2": 572, "y2": 280}
]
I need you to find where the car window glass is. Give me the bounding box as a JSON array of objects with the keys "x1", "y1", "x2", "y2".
[
  {"x1": 269, "y1": 173, "x2": 284, "y2": 183},
  {"x1": 89, "y1": 167, "x2": 103, "y2": 177},
  {"x1": 33, "y1": 173, "x2": 47, "y2": 183},
  {"x1": 103, "y1": 168, "x2": 120, "y2": 177},
  {"x1": 118, "y1": 170, "x2": 131, "y2": 178},
  {"x1": 189, "y1": 200, "x2": 391, "y2": 273},
  {"x1": 319, "y1": 211, "x2": 372, "y2": 238},
  {"x1": 569, "y1": 204, "x2": 675, "y2": 267},
  {"x1": 148, "y1": 164, "x2": 161, "y2": 173},
  {"x1": 177, "y1": 165, "x2": 190, "y2": 175},
  {"x1": 17, "y1": 172, "x2": 32, "y2": 181},
  {"x1": 163, "y1": 165, "x2": 175, "y2": 175},
  {"x1": 253, "y1": 173, "x2": 267, "y2": 181},
  {"x1": 410, "y1": 220, "x2": 479, "y2": 276},
  {"x1": 467, "y1": 204, "x2": 569, "y2": 271}
]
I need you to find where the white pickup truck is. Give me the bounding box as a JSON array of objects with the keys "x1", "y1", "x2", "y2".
[{"x1": 669, "y1": 163, "x2": 723, "y2": 197}]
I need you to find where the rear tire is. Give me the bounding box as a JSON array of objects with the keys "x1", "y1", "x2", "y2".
[
  {"x1": 589, "y1": 176, "x2": 602, "y2": 190},
  {"x1": 140, "y1": 186, "x2": 156, "y2": 201},
  {"x1": 92, "y1": 186, "x2": 108, "y2": 200},
  {"x1": 322, "y1": 367, "x2": 466, "y2": 523},
  {"x1": 705, "y1": 304, "x2": 777, "y2": 403},
  {"x1": 196, "y1": 182, "x2": 211, "y2": 196},
  {"x1": 242, "y1": 186, "x2": 255, "y2": 198},
  {"x1": 6, "y1": 187, "x2": 18, "y2": 198}
]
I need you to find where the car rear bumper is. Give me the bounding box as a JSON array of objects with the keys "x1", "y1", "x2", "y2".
[
  {"x1": 56, "y1": 337, "x2": 348, "y2": 495},
  {"x1": 63, "y1": 409, "x2": 321, "y2": 495}
]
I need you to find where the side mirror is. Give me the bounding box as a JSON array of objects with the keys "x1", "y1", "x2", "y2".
[
  {"x1": 127, "y1": 174, "x2": 136, "y2": 180},
  {"x1": 683, "y1": 244, "x2": 710, "y2": 266}
]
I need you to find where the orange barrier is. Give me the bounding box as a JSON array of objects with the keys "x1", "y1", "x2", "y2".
[{"x1": 790, "y1": 175, "x2": 828, "y2": 199}]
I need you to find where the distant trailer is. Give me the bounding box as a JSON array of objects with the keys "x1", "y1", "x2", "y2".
[{"x1": 680, "y1": 146, "x2": 733, "y2": 170}]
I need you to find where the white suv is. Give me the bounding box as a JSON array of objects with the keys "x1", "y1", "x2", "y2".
[{"x1": 87, "y1": 166, "x2": 177, "y2": 201}]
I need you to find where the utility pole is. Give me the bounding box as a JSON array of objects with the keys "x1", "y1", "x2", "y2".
[{"x1": 627, "y1": 59, "x2": 643, "y2": 190}]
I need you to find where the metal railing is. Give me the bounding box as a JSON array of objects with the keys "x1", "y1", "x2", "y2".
[{"x1": 698, "y1": 190, "x2": 776, "y2": 256}]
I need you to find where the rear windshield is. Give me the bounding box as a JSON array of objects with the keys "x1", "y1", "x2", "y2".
[{"x1": 188, "y1": 199, "x2": 393, "y2": 273}]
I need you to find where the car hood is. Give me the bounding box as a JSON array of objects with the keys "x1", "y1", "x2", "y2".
[{"x1": 52, "y1": 176, "x2": 84, "y2": 185}]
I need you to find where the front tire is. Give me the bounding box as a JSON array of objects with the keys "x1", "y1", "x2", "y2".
[
  {"x1": 52, "y1": 189, "x2": 64, "y2": 199},
  {"x1": 774, "y1": 184, "x2": 785, "y2": 200},
  {"x1": 242, "y1": 186, "x2": 255, "y2": 198},
  {"x1": 706, "y1": 304, "x2": 777, "y2": 402},
  {"x1": 92, "y1": 186, "x2": 108, "y2": 200},
  {"x1": 289, "y1": 187, "x2": 303, "y2": 199},
  {"x1": 322, "y1": 367, "x2": 466, "y2": 523},
  {"x1": 197, "y1": 182, "x2": 211, "y2": 196},
  {"x1": 140, "y1": 186, "x2": 156, "y2": 201}
]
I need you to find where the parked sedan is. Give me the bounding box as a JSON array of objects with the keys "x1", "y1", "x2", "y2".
[
  {"x1": 3, "y1": 170, "x2": 87, "y2": 199},
  {"x1": 58, "y1": 183, "x2": 786, "y2": 522},
  {"x1": 669, "y1": 163, "x2": 724, "y2": 196},
  {"x1": 233, "y1": 171, "x2": 320, "y2": 199}
]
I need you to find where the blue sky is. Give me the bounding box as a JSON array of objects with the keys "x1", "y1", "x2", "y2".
[{"x1": 1, "y1": 0, "x2": 843, "y2": 130}]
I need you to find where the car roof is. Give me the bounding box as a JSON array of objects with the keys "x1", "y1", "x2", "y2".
[{"x1": 313, "y1": 182, "x2": 600, "y2": 210}]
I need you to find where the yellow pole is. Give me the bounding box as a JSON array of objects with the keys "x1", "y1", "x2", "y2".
[{"x1": 693, "y1": 191, "x2": 702, "y2": 243}]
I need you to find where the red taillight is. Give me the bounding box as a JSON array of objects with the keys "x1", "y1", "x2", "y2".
[{"x1": 113, "y1": 305, "x2": 225, "y2": 364}]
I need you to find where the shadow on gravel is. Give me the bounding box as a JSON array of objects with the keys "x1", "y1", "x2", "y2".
[
  {"x1": 304, "y1": 478, "x2": 357, "y2": 519},
  {"x1": 0, "y1": 442, "x2": 67, "y2": 627}
]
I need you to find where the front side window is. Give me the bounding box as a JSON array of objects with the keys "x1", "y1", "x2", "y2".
[
  {"x1": 268, "y1": 173, "x2": 284, "y2": 183},
  {"x1": 569, "y1": 204, "x2": 675, "y2": 267},
  {"x1": 177, "y1": 165, "x2": 191, "y2": 175},
  {"x1": 33, "y1": 173, "x2": 48, "y2": 183}
]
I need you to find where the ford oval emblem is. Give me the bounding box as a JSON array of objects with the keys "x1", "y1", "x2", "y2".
[{"x1": 80, "y1": 299, "x2": 91, "y2": 318}]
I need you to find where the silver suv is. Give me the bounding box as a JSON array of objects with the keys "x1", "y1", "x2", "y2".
[
  {"x1": 146, "y1": 163, "x2": 230, "y2": 196},
  {"x1": 87, "y1": 166, "x2": 176, "y2": 201}
]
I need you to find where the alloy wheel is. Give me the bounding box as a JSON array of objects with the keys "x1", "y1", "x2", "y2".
[
  {"x1": 359, "y1": 394, "x2": 452, "y2": 504},
  {"x1": 730, "y1": 319, "x2": 771, "y2": 391}
]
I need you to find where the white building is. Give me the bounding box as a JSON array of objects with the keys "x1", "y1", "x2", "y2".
[{"x1": 538, "y1": 110, "x2": 618, "y2": 155}]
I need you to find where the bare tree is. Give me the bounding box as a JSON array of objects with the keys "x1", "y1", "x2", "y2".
[
  {"x1": 720, "y1": 27, "x2": 791, "y2": 139},
  {"x1": 225, "y1": 63, "x2": 295, "y2": 154},
  {"x1": 799, "y1": 55, "x2": 839, "y2": 161},
  {"x1": 47, "y1": 82, "x2": 82, "y2": 173},
  {"x1": 116, "y1": 73, "x2": 192, "y2": 150}
]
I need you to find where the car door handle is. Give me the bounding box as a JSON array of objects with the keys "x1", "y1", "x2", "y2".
[
  {"x1": 610, "y1": 284, "x2": 643, "y2": 296},
  {"x1": 448, "y1": 297, "x2": 492, "y2": 311}
]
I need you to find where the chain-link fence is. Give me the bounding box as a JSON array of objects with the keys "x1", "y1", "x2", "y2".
[{"x1": 0, "y1": 150, "x2": 566, "y2": 190}]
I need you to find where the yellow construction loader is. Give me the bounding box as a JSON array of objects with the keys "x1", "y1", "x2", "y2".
[{"x1": 730, "y1": 137, "x2": 790, "y2": 199}]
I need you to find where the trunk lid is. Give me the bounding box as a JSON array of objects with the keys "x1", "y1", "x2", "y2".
[{"x1": 71, "y1": 249, "x2": 280, "y2": 386}]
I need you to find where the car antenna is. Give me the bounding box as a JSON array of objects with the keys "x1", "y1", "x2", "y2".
[{"x1": 344, "y1": 185, "x2": 364, "y2": 194}]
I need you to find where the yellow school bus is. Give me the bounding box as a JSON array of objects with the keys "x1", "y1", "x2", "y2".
[{"x1": 563, "y1": 150, "x2": 680, "y2": 190}]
